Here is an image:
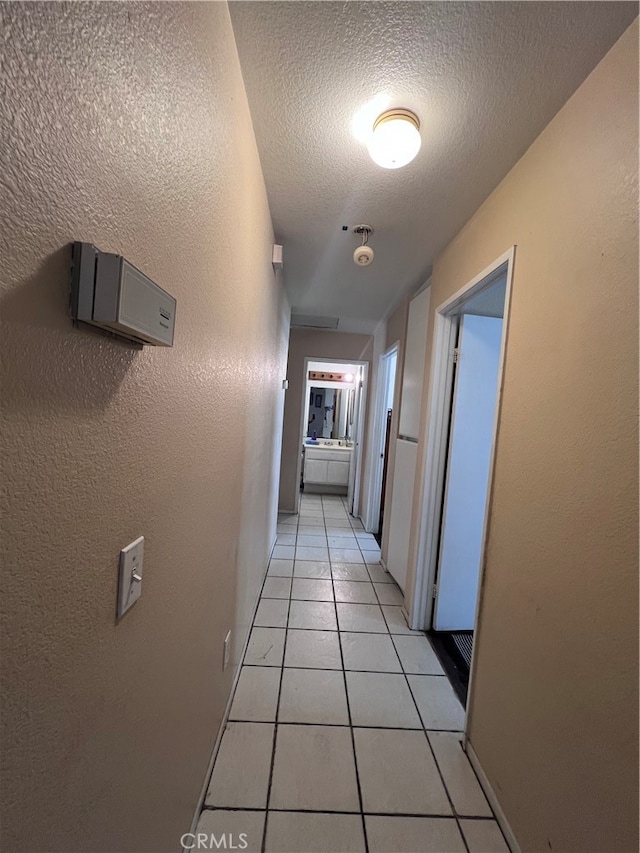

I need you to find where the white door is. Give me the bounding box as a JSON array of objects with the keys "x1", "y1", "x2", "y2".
[
  {"x1": 398, "y1": 286, "x2": 430, "y2": 440},
  {"x1": 433, "y1": 314, "x2": 503, "y2": 631},
  {"x1": 386, "y1": 438, "x2": 417, "y2": 592},
  {"x1": 348, "y1": 375, "x2": 365, "y2": 514}
]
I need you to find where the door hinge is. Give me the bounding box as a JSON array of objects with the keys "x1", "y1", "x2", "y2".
[
  {"x1": 451, "y1": 348, "x2": 459, "y2": 364},
  {"x1": 432, "y1": 583, "x2": 438, "y2": 598}
]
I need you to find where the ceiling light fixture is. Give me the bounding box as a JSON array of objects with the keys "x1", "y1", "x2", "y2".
[
  {"x1": 368, "y1": 108, "x2": 421, "y2": 169},
  {"x1": 353, "y1": 225, "x2": 374, "y2": 267}
]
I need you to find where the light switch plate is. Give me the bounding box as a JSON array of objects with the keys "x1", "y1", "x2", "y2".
[{"x1": 117, "y1": 536, "x2": 144, "y2": 618}]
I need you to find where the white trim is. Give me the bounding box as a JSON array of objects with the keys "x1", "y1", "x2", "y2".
[
  {"x1": 350, "y1": 363, "x2": 369, "y2": 518},
  {"x1": 364, "y1": 343, "x2": 399, "y2": 533},
  {"x1": 463, "y1": 250, "x2": 515, "y2": 736},
  {"x1": 409, "y1": 247, "x2": 515, "y2": 636},
  {"x1": 184, "y1": 537, "x2": 277, "y2": 850},
  {"x1": 465, "y1": 742, "x2": 521, "y2": 853}
]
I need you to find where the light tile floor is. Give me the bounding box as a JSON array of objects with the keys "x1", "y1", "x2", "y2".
[{"x1": 196, "y1": 495, "x2": 510, "y2": 853}]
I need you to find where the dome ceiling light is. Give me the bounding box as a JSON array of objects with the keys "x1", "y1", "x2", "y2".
[{"x1": 367, "y1": 108, "x2": 421, "y2": 169}]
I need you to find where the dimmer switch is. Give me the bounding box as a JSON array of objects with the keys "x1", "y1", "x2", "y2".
[{"x1": 117, "y1": 536, "x2": 144, "y2": 618}]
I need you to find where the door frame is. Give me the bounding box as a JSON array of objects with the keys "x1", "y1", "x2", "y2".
[
  {"x1": 407, "y1": 246, "x2": 516, "y2": 726},
  {"x1": 364, "y1": 343, "x2": 399, "y2": 534},
  {"x1": 296, "y1": 357, "x2": 369, "y2": 516}
]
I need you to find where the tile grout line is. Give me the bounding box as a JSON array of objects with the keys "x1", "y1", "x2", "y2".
[
  {"x1": 200, "y1": 547, "x2": 276, "y2": 828},
  {"x1": 327, "y1": 505, "x2": 370, "y2": 853},
  {"x1": 371, "y1": 581, "x2": 472, "y2": 852},
  {"x1": 203, "y1": 804, "x2": 501, "y2": 820},
  {"x1": 278, "y1": 502, "x2": 490, "y2": 845},
  {"x1": 260, "y1": 518, "x2": 296, "y2": 853}
]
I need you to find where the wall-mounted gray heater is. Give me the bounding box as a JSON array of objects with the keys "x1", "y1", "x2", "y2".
[{"x1": 70, "y1": 242, "x2": 176, "y2": 348}]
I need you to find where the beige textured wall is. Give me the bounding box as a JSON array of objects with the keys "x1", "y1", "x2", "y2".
[
  {"x1": 0, "y1": 4, "x2": 289, "y2": 852},
  {"x1": 279, "y1": 329, "x2": 372, "y2": 512},
  {"x1": 406, "y1": 20, "x2": 639, "y2": 852}
]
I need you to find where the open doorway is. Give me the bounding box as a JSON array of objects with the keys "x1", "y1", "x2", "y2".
[
  {"x1": 297, "y1": 359, "x2": 368, "y2": 517},
  {"x1": 409, "y1": 248, "x2": 515, "y2": 710},
  {"x1": 371, "y1": 345, "x2": 398, "y2": 544}
]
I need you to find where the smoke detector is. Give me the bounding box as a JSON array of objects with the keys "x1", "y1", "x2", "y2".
[{"x1": 353, "y1": 225, "x2": 374, "y2": 267}]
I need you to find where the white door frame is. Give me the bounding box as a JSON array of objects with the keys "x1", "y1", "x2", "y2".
[
  {"x1": 296, "y1": 357, "x2": 369, "y2": 516},
  {"x1": 407, "y1": 247, "x2": 516, "y2": 729},
  {"x1": 364, "y1": 343, "x2": 399, "y2": 533}
]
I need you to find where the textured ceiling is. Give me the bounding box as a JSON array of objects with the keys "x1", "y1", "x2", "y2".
[{"x1": 230, "y1": 1, "x2": 637, "y2": 333}]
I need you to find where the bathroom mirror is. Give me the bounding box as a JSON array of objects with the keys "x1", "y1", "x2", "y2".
[{"x1": 306, "y1": 386, "x2": 353, "y2": 439}]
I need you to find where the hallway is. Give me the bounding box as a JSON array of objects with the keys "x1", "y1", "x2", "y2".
[{"x1": 194, "y1": 495, "x2": 509, "y2": 852}]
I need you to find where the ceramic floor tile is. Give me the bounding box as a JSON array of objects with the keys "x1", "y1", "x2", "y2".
[
  {"x1": 355, "y1": 532, "x2": 377, "y2": 543},
  {"x1": 229, "y1": 667, "x2": 281, "y2": 722},
  {"x1": 363, "y1": 550, "x2": 383, "y2": 564},
  {"x1": 381, "y1": 605, "x2": 422, "y2": 634},
  {"x1": 333, "y1": 580, "x2": 377, "y2": 604},
  {"x1": 262, "y1": 577, "x2": 292, "y2": 600},
  {"x1": 331, "y1": 563, "x2": 371, "y2": 581},
  {"x1": 284, "y1": 629, "x2": 342, "y2": 669},
  {"x1": 276, "y1": 533, "x2": 296, "y2": 546},
  {"x1": 268, "y1": 559, "x2": 294, "y2": 577},
  {"x1": 328, "y1": 526, "x2": 358, "y2": 537},
  {"x1": 408, "y1": 675, "x2": 466, "y2": 730},
  {"x1": 277, "y1": 523, "x2": 294, "y2": 533},
  {"x1": 298, "y1": 519, "x2": 326, "y2": 530},
  {"x1": 323, "y1": 510, "x2": 349, "y2": 519},
  {"x1": 291, "y1": 577, "x2": 334, "y2": 602},
  {"x1": 428, "y1": 732, "x2": 491, "y2": 816},
  {"x1": 254, "y1": 598, "x2": 289, "y2": 628},
  {"x1": 367, "y1": 565, "x2": 395, "y2": 583},
  {"x1": 196, "y1": 810, "x2": 265, "y2": 853},
  {"x1": 296, "y1": 534, "x2": 328, "y2": 547},
  {"x1": 269, "y1": 724, "x2": 360, "y2": 811},
  {"x1": 328, "y1": 534, "x2": 358, "y2": 548},
  {"x1": 265, "y1": 812, "x2": 365, "y2": 853},
  {"x1": 341, "y1": 632, "x2": 402, "y2": 672},
  {"x1": 205, "y1": 722, "x2": 274, "y2": 808},
  {"x1": 330, "y1": 547, "x2": 364, "y2": 564},
  {"x1": 296, "y1": 545, "x2": 330, "y2": 562},
  {"x1": 346, "y1": 672, "x2": 422, "y2": 728},
  {"x1": 272, "y1": 545, "x2": 295, "y2": 560},
  {"x1": 278, "y1": 668, "x2": 349, "y2": 724},
  {"x1": 354, "y1": 728, "x2": 452, "y2": 815},
  {"x1": 325, "y1": 519, "x2": 353, "y2": 529},
  {"x1": 374, "y1": 582, "x2": 404, "y2": 606},
  {"x1": 358, "y1": 540, "x2": 381, "y2": 552},
  {"x1": 337, "y1": 603, "x2": 388, "y2": 633},
  {"x1": 278, "y1": 515, "x2": 298, "y2": 526},
  {"x1": 365, "y1": 816, "x2": 465, "y2": 853},
  {"x1": 288, "y1": 599, "x2": 337, "y2": 630},
  {"x1": 244, "y1": 627, "x2": 286, "y2": 667},
  {"x1": 293, "y1": 560, "x2": 332, "y2": 579},
  {"x1": 459, "y1": 819, "x2": 510, "y2": 852},
  {"x1": 350, "y1": 519, "x2": 365, "y2": 530},
  {"x1": 393, "y1": 636, "x2": 445, "y2": 675}
]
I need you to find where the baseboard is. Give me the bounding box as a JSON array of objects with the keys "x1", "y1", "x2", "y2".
[
  {"x1": 465, "y1": 741, "x2": 521, "y2": 853},
  {"x1": 183, "y1": 537, "x2": 276, "y2": 850}
]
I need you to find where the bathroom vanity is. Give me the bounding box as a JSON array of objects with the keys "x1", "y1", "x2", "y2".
[{"x1": 302, "y1": 442, "x2": 352, "y2": 492}]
